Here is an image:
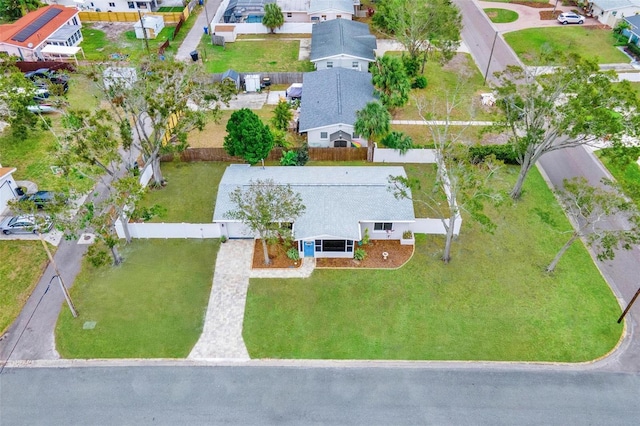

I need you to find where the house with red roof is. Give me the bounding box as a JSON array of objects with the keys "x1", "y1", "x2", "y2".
[{"x1": 0, "y1": 5, "x2": 83, "y2": 61}]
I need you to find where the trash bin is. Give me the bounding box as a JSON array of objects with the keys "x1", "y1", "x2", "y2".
[
  {"x1": 203, "y1": 26, "x2": 208, "y2": 35},
  {"x1": 190, "y1": 50, "x2": 199, "y2": 61},
  {"x1": 199, "y1": 0, "x2": 203, "y2": 4}
]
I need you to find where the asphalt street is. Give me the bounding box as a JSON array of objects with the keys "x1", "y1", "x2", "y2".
[
  {"x1": 1, "y1": 365, "x2": 639, "y2": 425},
  {"x1": 452, "y1": 0, "x2": 523, "y2": 84}
]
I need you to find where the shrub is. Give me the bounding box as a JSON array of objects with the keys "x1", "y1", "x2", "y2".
[
  {"x1": 295, "y1": 144, "x2": 309, "y2": 166},
  {"x1": 381, "y1": 131, "x2": 413, "y2": 154},
  {"x1": 354, "y1": 248, "x2": 367, "y2": 261},
  {"x1": 469, "y1": 144, "x2": 520, "y2": 165},
  {"x1": 361, "y1": 228, "x2": 370, "y2": 245},
  {"x1": 402, "y1": 55, "x2": 420, "y2": 78},
  {"x1": 286, "y1": 247, "x2": 300, "y2": 261},
  {"x1": 280, "y1": 150, "x2": 297, "y2": 166},
  {"x1": 412, "y1": 76, "x2": 428, "y2": 89},
  {"x1": 402, "y1": 230, "x2": 413, "y2": 239}
]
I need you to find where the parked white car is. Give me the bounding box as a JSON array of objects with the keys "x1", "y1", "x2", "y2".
[
  {"x1": 557, "y1": 12, "x2": 585, "y2": 25},
  {"x1": 0, "y1": 214, "x2": 53, "y2": 235}
]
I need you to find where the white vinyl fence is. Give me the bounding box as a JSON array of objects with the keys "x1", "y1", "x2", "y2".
[
  {"x1": 413, "y1": 217, "x2": 461, "y2": 236},
  {"x1": 373, "y1": 146, "x2": 437, "y2": 163},
  {"x1": 233, "y1": 22, "x2": 313, "y2": 34},
  {"x1": 115, "y1": 220, "x2": 222, "y2": 239}
]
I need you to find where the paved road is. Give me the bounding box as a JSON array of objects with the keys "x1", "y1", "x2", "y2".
[
  {"x1": 1, "y1": 364, "x2": 639, "y2": 425},
  {"x1": 175, "y1": 0, "x2": 223, "y2": 61},
  {"x1": 452, "y1": 0, "x2": 523, "y2": 84},
  {"x1": 539, "y1": 147, "x2": 640, "y2": 373}
]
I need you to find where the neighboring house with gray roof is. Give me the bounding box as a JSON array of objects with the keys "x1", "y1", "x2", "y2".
[
  {"x1": 622, "y1": 13, "x2": 640, "y2": 45},
  {"x1": 308, "y1": 0, "x2": 355, "y2": 21},
  {"x1": 213, "y1": 164, "x2": 416, "y2": 258},
  {"x1": 584, "y1": 0, "x2": 640, "y2": 26},
  {"x1": 310, "y1": 19, "x2": 376, "y2": 71},
  {"x1": 298, "y1": 68, "x2": 376, "y2": 147}
]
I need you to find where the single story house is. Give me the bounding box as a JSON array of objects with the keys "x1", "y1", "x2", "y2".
[
  {"x1": 0, "y1": 5, "x2": 83, "y2": 61},
  {"x1": 278, "y1": 0, "x2": 312, "y2": 22},
  {"x1": 308, "y1": 0, "x2": 354, "y2": 21},
  {"x1": 134, "y1": 15, "x2": 165, "y2": 39},
  {"x1": 310, "y1": 18, "x2": 376, "y2": 70},
  {"x1": 0, "y1": 166, "x2": 19, "y2": 215},
  {"x1": 583, "y1": 0, "x2": 640, "y2": 26},
  {"x1": 214, "y1": 164, "x2": 416, "y2": 258},
  {"x1": 47, "y1": 0, "x2": 159, "y2": 13},
  {"x1": 622, "y1": 14, "x2": 640, "y2": 45},
  {"x1": 298, "y1": 68, "x2": 375, "y2": 147}
]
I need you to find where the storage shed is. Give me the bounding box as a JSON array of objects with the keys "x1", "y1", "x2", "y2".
[{"x1": 134, "y1": 15, "x2": 165, "y2": 39}]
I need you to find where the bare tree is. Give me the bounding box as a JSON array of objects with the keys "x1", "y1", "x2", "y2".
[
  {"x1": 390, "y1": 91, "x2": 502, "y2": 263},
  {"x1": 546, "y1": 177, "x2": 640, "y2": 273}
]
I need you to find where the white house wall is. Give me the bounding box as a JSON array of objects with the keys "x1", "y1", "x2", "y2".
[
  {"x1": 313, "y1": 55, "x2": 370, "y2": 71},
  {"x1": 360, "y1": 222, "x2": 413, "y2": 241},
  {"x1": 309, "y1": 11, "x2": 353, "y2": 21},
  {"x1": 0, "y1": 177, "x2": 18, "y2": 215},
  {"x1": 232, "y1": 22, "x2": 313, "y2": 34},
  {"x1": 283, "y1": 11, "x2": 310, "y2": 22},
  {"x1": 306, "y1": 125, "x2": 368, "y2": 147}
]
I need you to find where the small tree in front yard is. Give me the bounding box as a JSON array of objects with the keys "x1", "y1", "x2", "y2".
[
  {"x1": 545, "y1": 177, "x2": 640, "y2": 273},
  {"x1": 224, "y1": 108, "x2": 274, "y2": 164},
  {"x1": 271, "y1": 98, "x2": 293, "y2": 132},
  {"x1": 226, "y1": 179, "x2": 306, "y2": 265}
]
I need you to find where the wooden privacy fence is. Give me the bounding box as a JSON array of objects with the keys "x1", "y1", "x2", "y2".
[
  {"x1": 161, "y1": 147, "x2": 368, "y2": 162},
  {"x1": 15, "y1": 61, "x2": 75, "y2": 73},
  {"x1": 210, "y1": 72, "x2": 304, "y2": 86},
  {"x1": 79, "y1": 11, "x2": 184, "y2": 24}
]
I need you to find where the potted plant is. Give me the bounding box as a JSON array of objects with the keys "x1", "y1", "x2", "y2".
[
  {"x1": 220, "y1": 235, "x2": 227, "y2": 243},
  {"x1": 401, "y1": 230, "x2": 414, "y2": 246}
]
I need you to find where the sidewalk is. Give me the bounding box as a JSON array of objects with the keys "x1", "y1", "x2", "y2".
[
  {"x1": 175, "y1": 0, "x2": 223, "y2": 61},
  {"x1": 188, "y1": 240, "x2": 314, "y2": 360}
]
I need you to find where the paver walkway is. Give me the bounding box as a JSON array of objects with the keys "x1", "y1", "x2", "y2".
[{"x1": 188, "y1": 240, "x2": 314, "y2": 360}]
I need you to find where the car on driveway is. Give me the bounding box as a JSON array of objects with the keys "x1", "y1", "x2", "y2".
[
  {"x1": 24, "y1": 68, "x2": 69, "y2": 93},
  {"x1": 0, "y1": 214, "x2": 53, "y2": 235},
  {"x1": 20, "y1": 191, "x2": 67, "y2": 209},
  {"x1": 557, "y1": 12, "x2": 585, "y2": 25}
]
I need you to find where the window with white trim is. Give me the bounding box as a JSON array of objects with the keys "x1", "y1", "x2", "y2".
[
  {"x1": 320, "y1": 132, "x2": 328, "y2": 139},
  {"x1": 326, "y1": 61, "x2": 333, "y2": 68},
  {"x1": 373, "y1": 222, "x2": 393, "y2": 231}
]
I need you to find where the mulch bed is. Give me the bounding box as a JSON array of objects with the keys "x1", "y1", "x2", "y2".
[
  {"x1": 316, "y1": 239, "x2": 414, "y2": 269},
  {"x1": 252, "y1": 239, "x2": 301, "y2": 269},
  {"x1": 540, "y1": 10, "x2": 563, "y2": 20}
]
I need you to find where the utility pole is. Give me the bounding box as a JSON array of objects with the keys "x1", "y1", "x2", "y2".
[
  {"x1": 39, "y1": 234, "x2": 78, "y2": 318},
  {"x1": 203, "y1": 0, "x2": 211, "y2": 43},
  {"x1": 138, "y1": 9, "x2": 150, "y2": 55},
  {"x1": 617, "y1": 287, "x2": 640, "y2": 324},
  {"x1": 484, "y1": 31, "x2": 498, "y2": 86}
]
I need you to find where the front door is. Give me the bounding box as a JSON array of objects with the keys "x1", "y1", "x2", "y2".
[{"x1": 303, "y1": 241, "x2": 314, "y2": 257}]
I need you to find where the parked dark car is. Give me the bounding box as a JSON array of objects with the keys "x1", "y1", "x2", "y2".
[
  {"x1": 0, "y1": 214, "x2": 53, "y2": 235},
  {"x1": 24, "y1": 68, "x2": 69, "y2": 93},
  {"x1": 20, "y1": 191, "x2": 67, "y2": 209}
]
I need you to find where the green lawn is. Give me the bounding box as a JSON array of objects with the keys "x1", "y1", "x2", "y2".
[
  {"x1": 504, "y1": 27, "x2": 629, "y2": 65},
  {"x1": 137, "y1": 162, "x2": 228, "y2": 223},
  {"x1": 597, "y1": 148, "x2": 640, "y2": 207},
  {"x1": 484, "y1": 8, "x2": 519, "y2": 23},
  {"x1": 243, "y1": 166, "x2": 622, "y2": 362},
  {"x1": 55, "y1": 239, "x2": 219, "y2": 358},
  {"x1": 157, "y1": 6, "x2": 184, "y2": 12},
  {"x1": 0, "y1": 241, "x2": 50, "y2": 334},
  {"x1": 199, "y1": 36, "x2": 314, "y2": 72},
  {"x1": 390, "y1": 53, "x2": 498, "y2": 122},
  {"x1": 80, "y1": 24, "x2": 176, "y2": 62}
]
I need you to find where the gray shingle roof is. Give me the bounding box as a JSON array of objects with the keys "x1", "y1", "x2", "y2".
[
  {"x1": 310, "y1": 19, "x2": 376, "y2": 62},
  {"x1": 214, "y1": 165, "x2": 415, "y2": 240},
  {"x1": 298, "y1": 68, "x2": 376, "y2": 132},
  {"x1": 625, "y1": 14, "x2": 640, "y2": 31}
]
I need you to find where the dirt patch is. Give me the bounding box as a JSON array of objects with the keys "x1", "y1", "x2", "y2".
[
  {"x1": 252, "y1": 239, "x2": 301, "y2": 269},
  {"x1": 480, "y1": 132, "x2": 510, "y2": 145},
  {"x1": 87, "y1": 22, "x2": 132, "y2": 43},
  {"x1": 540, "y1": 10, "x2": 563, "y2": 20},
  {"x1": 442, "y1": 53, "x2": 475, "y2": 79},
  {"x1": 316, "y1": 239, "x2": 414, "y2": 269}
]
